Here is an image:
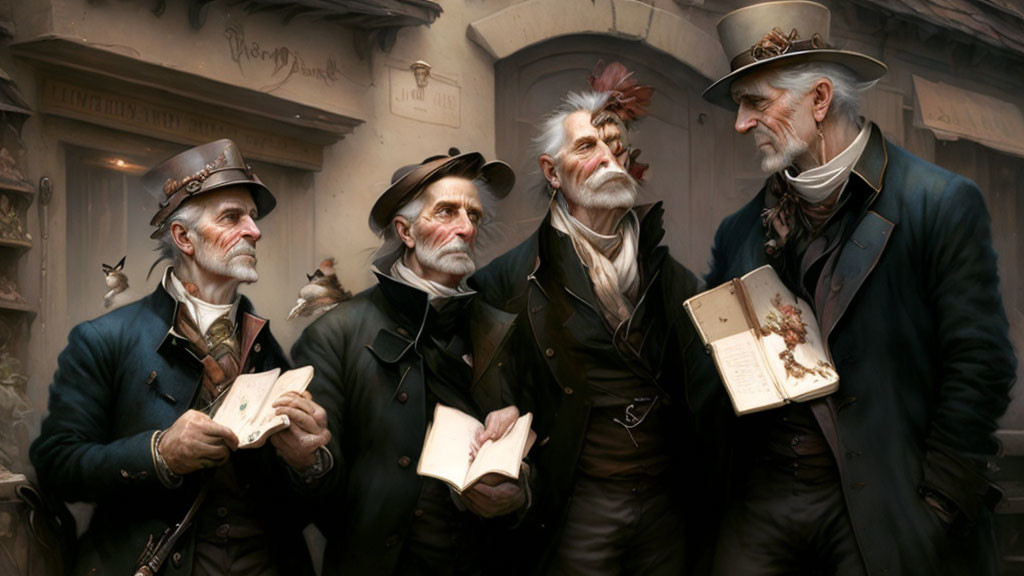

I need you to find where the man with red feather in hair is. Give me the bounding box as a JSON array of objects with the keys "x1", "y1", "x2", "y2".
[{"x1": 472, "y1": 62, "x2": 723, "y2": 575}]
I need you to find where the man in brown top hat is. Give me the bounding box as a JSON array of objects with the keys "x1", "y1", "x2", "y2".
[
  {"x1": 702, "y1": 2, "x2": 1015, "y2": 575},
  {"x1": 31, "y1": 139, "x2": 329, "y2": 576},
  {"x1": 291, "y1": 149, "x2": 528, "y2": 575}
]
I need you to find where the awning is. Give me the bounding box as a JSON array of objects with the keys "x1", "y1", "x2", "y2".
[{"x1": 913, "y1": 74, "x2": 1024, "y2": 159}]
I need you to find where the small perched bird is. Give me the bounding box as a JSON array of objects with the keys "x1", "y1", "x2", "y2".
[
  {"x1": 102, "y1": 256, "x2": 130, "y2": 309},
  {"x1": 288, "y1": 258, "x2": 351, "y2": 320}
]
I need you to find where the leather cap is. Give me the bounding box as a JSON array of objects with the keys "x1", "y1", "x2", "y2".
[
  {"x1": 369, "y1": 148, "x2": 514, "y2": 235},
  {"x1": 144, "y1": 139, "x2": 275, "y2": 239},
  {"x1": 703, "y1": 1, "x2": 886, "y2": 109}
]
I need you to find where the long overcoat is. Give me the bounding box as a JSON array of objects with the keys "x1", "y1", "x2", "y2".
[
  {"x1": 706, "y1": 123, "x2": 1017, "y2": 575},
  {"x1": 471, "y1": 203, "x2": 725, "y2": 572},
  {"x1": 30, "y1": 284, "x2": 315, "y2": 576},
  {"x1": 290, "y1": 272, "x2": 518, "y2": 576}
]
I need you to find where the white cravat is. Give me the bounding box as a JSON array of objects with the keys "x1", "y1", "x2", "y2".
[
  {"x1": 389, "y1": 258, "x2": 474, "y2": 302},
  {"x1": 785, "y1": 120, "x2": 871, "y2": 204},
  {"x1": 162, "y1": 267, "x2": 238, "y2": 335}
]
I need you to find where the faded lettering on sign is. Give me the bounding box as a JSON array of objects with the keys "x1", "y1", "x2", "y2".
[{"x1": 389, "y1": 66, "x2": 461, "y2": 128}]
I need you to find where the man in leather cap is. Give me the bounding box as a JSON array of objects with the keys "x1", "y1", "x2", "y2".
[
  {"x1": 702, "y1": 2, "x2": 1016, "y2": 575},
  {"x1": 31, "y1": 139, "x2": 329, "y2": 576},
  {"x1": 292, "y1": 149, "x2": 528, "y2": 576},
  {"x1": 471, "y1": 63, "x2": 722, "y2": 575}
]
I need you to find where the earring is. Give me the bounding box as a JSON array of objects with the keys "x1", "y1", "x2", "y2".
[{"x1": 817, "y1": 122, "x2": 827, "y2": 166}]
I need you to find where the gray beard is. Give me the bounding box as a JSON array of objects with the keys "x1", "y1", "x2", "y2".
[
  {"x1": 565, "y1": 166, "x2": 639, "y2": 210},
  {"x1": 755, "y1": 125, "x2": 809, "y2": 174},
  {"x1": 192, "y1": 234, "x2": 259, "y2": 283},
  {"x1": 413, "y1": 235, "x2": 476, "y2": 278}
]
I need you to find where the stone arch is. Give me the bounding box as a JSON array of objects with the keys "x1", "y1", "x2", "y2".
[{"x1": 467, "y1": 0, "x2": 729, "y2": 83}]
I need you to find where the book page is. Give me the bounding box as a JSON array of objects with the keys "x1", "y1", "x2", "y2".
[
  {"x1": 417, "y1": 404, "x2": 482, "y2": 492},
  {"x1": 710, "y1": 329, "x2": 785, "y2": 415},
  {"x1": 683, "y1": 281, "x2": 751, "y2": 345},
  {"x1": 212, "y1": 366, "x2": 314, "y2": 448},
  {"x1": 465, "y1": 412, "x2": 533, "y2": 489},
  {"x1": 739, "y1": 266, "x2": 838, "y2": 402}
]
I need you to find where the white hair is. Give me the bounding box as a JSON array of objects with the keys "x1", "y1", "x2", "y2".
[
  {"x1": 532, "y1": 91, "x2": 611, "y2": 158},
  {"x1": 766, "y1": 62, "x2": 878, "y2": 124},
  {"x1": 154, "y1": 201, "x2": 204, "y2": 268}
]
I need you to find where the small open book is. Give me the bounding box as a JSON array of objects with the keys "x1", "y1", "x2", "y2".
[
  {"x1": 417, "y1": 404, "x2": 534, "y2": 494},
  {"x1": 212, "y1": 366, "x2": 314, "y2": 448},
  {"x1": 683, "y1": 265, "x2": 838, "y2": 415}
]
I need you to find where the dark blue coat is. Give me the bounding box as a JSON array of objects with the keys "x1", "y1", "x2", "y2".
[
  {"x1": 706, "y1": 124, "x2": 1016, "y2": 575},
  {"x1": 30, "y1": 285, "x2": 314, "y2": 576}
]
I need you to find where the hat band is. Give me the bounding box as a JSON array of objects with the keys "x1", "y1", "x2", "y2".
[{"x1": 730, "y1": 28, "x2": 828, "y2": 71}]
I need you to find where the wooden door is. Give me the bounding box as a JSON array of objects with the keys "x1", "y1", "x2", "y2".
[{"x1": 491, "y1": 34, "x2": 762, "y2": 274}]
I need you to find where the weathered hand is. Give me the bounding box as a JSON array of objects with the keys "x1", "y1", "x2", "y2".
[
  {"x1": 159, "y1": 409, "x2": 239, "y2": 475},
  {"x1": 270, "y1": 390, "x2": 330, "y2": 470},
  {"x1": 461, "y1": 473, "x2": 526, "y2": 518},
  {"x1": 470, "y1": 405, "x2": 519, "y2": 459}
]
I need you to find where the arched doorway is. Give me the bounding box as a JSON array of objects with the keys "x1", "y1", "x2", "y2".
[{"x1": 490, "y1": 34, "x2": 762, "y2": 274}]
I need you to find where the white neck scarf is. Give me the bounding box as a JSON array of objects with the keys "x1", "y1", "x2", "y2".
[
  {"x1": 389, "y1": 257, "x2": 474, "y2": 302},
  {"x1": 549, "y1": 193, "x2": 640, "y2": 328},
  {"x1": 785, "y1": 119, "x2": 871, "y2": 204},
  {"x1": 162, "y1": 267, "x2": 238, "y2": 336}
]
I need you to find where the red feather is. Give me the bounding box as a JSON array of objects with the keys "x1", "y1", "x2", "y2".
[{"x1": 587, "y1": 60, "x2": 653, "y2": 122}]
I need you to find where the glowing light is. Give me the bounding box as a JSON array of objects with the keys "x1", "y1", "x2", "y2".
[{"x1": 114, "y1": 159, "x2": 126, "y2": 167}]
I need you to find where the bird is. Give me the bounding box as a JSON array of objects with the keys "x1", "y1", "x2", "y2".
[
  {"x1": 288, "y1": 258, "x2": 351, "y2": 320},
  {"x1": 102, "y1": 256, "x2": 130, "y2": 309}
]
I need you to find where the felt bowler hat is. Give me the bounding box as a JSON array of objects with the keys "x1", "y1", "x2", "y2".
[
  {"x1": 144, "y1": 139, "x2": 276, "y2": 239},
  {"x1": 369, "y1": 148, "x2": 515, "y2": 235},
  {"x1": 702, "y1": 1, "x2": 887, "y2": 109}
]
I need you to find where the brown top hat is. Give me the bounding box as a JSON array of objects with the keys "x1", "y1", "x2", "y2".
[
  {"x1": 369, "y1": 148, "x2": 515, "y2": 235},
  {"x1": 703, "y1": 1, "x2": 887, "y2": 109},
  {"x1": 144, "y1": 139, "x2": 276, "y2": 239}
]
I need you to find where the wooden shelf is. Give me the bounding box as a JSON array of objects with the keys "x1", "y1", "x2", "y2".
[
  {"x1": 0, "y1": 238, "x2": 30, "y2": 251},
  {"x1": 0, "y1": 178, "x2": 32, "y2": 198},
  {"x1": 0, "y1": 300, "x2": 35, "y2": 314}
]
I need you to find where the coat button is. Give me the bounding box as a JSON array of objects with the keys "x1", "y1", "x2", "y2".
[
  {"x1": 545, "y1": 348, "x2": 555, "y2": 358},
  {"x1": 120, "y1": 469, "x2": 129, "y2": 478},
  {"x1": 147, "y1": 371, "x2": 157, "y2": 384},
  {"x1": 171, "y1": 552, "x2": 183, "y2": 567},
  {"x1": 397, "y1": 391, "x2": 408, "y2": 403},
  {"x1": 254, "y1": 343, "x2": 261, "y2": 353},
  {"x1": 564, "y1": 387, "x2": 573, "y2": 395},
  {"x1": 398, "y1": 456, "x2": 411, "y2": 468},
  {"x1": 215, "y1": 524, "x2": 230, "y2": 538},
  {"x1": 396, "y1": 327, "x2": 410, "y2": 337},
  {"x1": 217, "y1": 506, "x2": 229, "y2": 518}
]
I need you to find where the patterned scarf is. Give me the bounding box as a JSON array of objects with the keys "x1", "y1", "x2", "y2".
[{"x1": 550, "y1": 193, "x2": 640, "y2": 328}]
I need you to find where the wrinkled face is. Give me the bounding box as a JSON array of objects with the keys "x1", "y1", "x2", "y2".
[
  {"x1": 555, "y1": 110, "x2": 638, "y2": 211},
  {"x1": 189, "y1": 186, "x2": 261, "y2": 283},
  {"x1": 731, "y1": 69, "x2": 817, "y2": 173},
  {"x1": 405, "y1": 176, "x2": 483, "y2": 284}
]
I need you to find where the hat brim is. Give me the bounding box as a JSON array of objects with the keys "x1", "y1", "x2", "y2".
[
  {"x1": 369, "y1": 153, "x2": 515, "y2": 234},
  {"x1": 148, "y1": 169, "x2": 276, "y2": 239},
  {"x1": 702, "y1": 49, "x2": 887, "y2": 110}
]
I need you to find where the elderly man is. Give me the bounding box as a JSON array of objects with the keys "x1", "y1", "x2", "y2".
[
  {"x1": 472, "y1": 64, "x2": 720, "y2": 575},
  {"x1": 701, "y1": 2, "x2": 1017, "y2": 575},
  {"x1": 291, "y1": 149, "x2": 527, "y2": 576},
  {"x1": 30, "y1": 139, "x2": 329, "y2": 576}
]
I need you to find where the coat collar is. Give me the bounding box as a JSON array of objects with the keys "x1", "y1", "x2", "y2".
[
  {"x1": 154, "y1": 284, "x2": 264, "y2": 352},
  {"x1": 849, "y1": 122, "x2": 887, "y2": 202}
]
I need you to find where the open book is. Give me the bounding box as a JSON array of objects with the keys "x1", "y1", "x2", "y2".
[
  {"x1": 417, "y1": 404, "x2": 534, "y2": 494},
  {"x1": 211, "y1": 366, "x2": 314, "y2": 448},
  {"x1": 683, "y1": 265, "x2": 838, "y2": 415}
]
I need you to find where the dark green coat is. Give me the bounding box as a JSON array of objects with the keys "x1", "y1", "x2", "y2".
[
  {"x1": 471, "y1": 203, "x2": 726, "y2": 572},
  {"x1": 30, "y1": 285, "x2": 314, "y2": 576},
  {"x1": 706, "y1": 123, "x2": 1017, "y2": 575},
  {"x1": 291, "y1": 272, "x2": 518, "y2": 576}
]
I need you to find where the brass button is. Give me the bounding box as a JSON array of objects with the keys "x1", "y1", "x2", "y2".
[
  {"x1": 215, "y1": 524, "x2": 230, "y2": 538},
  {"x1": 396, "y1": 327, "x2": 410, "y2": 337},
  {"x1": 545, "y1": 348, "x2": 555, "y2": 358},
  {"x1": 413, "y1": 508, "x2": 424, "y2": 518},
  {"x1": 397, "y1": 391, "x2": 409, "y2": 403},
  {"x1": 120, "y1": 469, "x2": 129, "y2": 478},
  {"x1": 497, "y1": 361, "x2": 503, "y2": 368},
  {"x1": 217, "y1": 506, "x2": 229, "y2": 518},
  {"x1": 171, "y1": 552, "x2": 183, "y2": 567},
  {"x1": 564, "y1": 387, "x2": 573, "y2": 395},
  {"x1": 398, "y1": 456, "x2": 411, "y2": 468},
  {"x1": 254, "y1": 343, "x2": 261, "y2": 353}
]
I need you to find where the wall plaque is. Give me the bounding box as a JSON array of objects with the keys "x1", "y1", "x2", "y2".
[
  {"x1": 388, "y1": 66, "x2": 460, "y2": 128},
  {"x1": 39, "y1": 76, "x2": 322, "y2": 170}
]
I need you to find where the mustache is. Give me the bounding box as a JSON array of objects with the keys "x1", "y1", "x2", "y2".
[
  {"x1": 227, "y1": 239, "x2": 257, "y2": 258},
  {"x1": 586, "y1": 164, "x2": 633, "y2": 188},
  {"x1": 436, "y1": 237, "x2": 474, "y2": 256}
]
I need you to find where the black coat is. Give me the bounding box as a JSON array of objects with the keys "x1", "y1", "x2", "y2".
[
  {"x1": 471, "y1": 203, "x2": 725, "y2": 572},
  {"x1": 706, "y1": 124, "x2": 1017, "y2": 575},
  {"x1": 30, "y1": 285, "x2": 314, "y2": 576},
  {"x1": 291, "y1": 272, "x2": 518, "y2": 576}
]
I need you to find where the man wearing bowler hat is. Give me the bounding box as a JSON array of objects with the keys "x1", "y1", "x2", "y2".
[
  {"x1": 702, "y1": 2, "x2": 1016, "y2": 574},
  {"x1": 31, "y1": 139, "x2": 328, "y2": 576},
  {"x1": 292, "y1": 149, "x2": 528, "y2": 575}
]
